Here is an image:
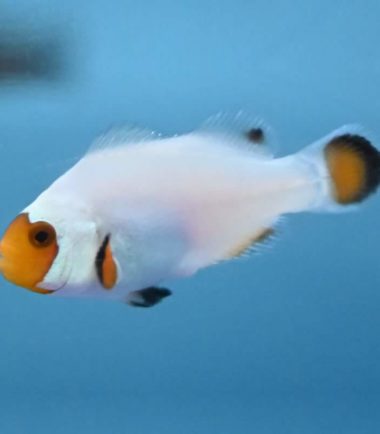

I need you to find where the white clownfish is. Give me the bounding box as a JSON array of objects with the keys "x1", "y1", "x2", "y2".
[{"x1": 0, "y1": 114, "x2": 379, "y2": 307}]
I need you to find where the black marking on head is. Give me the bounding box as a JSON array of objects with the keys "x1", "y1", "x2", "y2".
[
  {"x1": 95, "y1": 234, "x2": 110, "y2": 286},
  {"x1": 327, "y1": 134, "x2": 380, "y2": 203},
  {"x1": 246, "y1": 127, "x2": 265, "y2": 144},
  {"x1": 129, "y1": 287, "x2": 172, "y2": 308}
]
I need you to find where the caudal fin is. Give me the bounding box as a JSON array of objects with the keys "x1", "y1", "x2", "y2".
[
  {"x1": 299, "y1": 126, "x2": 380, "y2": 210},
  {"x1": 325, "y1": 133, "x2": 380, "y2": 204}
]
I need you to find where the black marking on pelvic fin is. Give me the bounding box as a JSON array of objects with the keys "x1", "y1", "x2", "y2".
[
  {"x1": 246, "y1": 127, "x2": 265, "y2": 144},
  {"x1": 327, "y1": 134, "x2": 380, "y2": 202},
  {"x1": 129, "y1": 287, "x2": 172, "y2": 308},
  {"x1": 95, "y1": 234, "x2": 110, "y2": 286}
]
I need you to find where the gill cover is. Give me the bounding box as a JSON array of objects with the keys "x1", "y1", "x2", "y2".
[{"x1": 0, "y1": 213, "x2": 58, "y2": 293}]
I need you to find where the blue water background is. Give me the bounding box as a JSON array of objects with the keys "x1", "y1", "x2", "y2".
[{"x1": 0, "y1": 1, "x2": 380, "y2": 432}]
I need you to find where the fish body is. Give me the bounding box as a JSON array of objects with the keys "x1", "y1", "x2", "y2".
[{"x1": 1, "y1": 115, "x2": 379, "y2": 305}]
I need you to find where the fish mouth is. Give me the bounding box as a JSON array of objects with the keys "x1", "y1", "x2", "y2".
[
  {"x1": 0, "y1": 254, "x2": 67, "y2": 295},
  {"x1": 34, "y1": 279, "x2": 67, "y2": 295},
  {"x1": 30, "y1": 286, "x2": 55, "y2": 295}
]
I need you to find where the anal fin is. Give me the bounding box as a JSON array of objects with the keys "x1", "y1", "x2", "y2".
[
  {"x1": 226, "y1": 227, "x2": 275, "y2": 259},
  {"x1": 127, "y1": 287, "x2": 172, "y2": 308}
]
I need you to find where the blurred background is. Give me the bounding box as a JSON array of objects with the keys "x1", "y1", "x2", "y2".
[{"x1": 0, "y1": 0, "x2": 380, "y2": 433}]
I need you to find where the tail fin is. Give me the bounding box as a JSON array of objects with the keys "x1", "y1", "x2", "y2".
[{"x1": 299, "y1": 126, "x2": 380, "y2": 210}]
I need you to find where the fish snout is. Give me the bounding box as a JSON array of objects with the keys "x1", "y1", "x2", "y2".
[{"x1": 0, "y1": 214, "x2": 58, "y2": 293}]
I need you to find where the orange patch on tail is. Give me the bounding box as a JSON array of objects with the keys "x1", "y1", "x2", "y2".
[{"x1": 325, "y1": 144, "x2": 366, "y2": 204}]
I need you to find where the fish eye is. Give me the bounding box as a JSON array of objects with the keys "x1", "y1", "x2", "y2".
[{"x1": 29, "y1": 222, "x2": 56, "y2": 248}]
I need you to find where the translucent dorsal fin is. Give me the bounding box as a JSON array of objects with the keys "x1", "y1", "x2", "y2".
[
  {"x1": 88, "y1": 124, "x2": 164, "y2": 154},
  {"x1": 86, "y1": 113, "x2": 276, "y2": 158},
  {"x1": 195, "y1": 112, "x2": 276, "y2": 159}
]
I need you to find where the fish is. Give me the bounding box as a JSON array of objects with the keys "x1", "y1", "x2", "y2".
[{"x1": 0, "y1": 114, "x2": 379, "y2": 307}]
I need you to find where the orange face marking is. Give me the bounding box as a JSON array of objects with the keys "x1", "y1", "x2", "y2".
[{"x1": 0, "y1": 213, "x2": 58, "y2": 293}]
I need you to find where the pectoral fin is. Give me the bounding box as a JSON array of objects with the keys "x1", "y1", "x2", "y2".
[
  {"x1": 95, "y1": 234, "x2": 118, "y2": 289},
  {"x1": 127, "y1": 287, "x2": 172, "y2": 308}
]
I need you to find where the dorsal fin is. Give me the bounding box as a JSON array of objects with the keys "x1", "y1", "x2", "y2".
[
  {"x1": 195, "y1": 112, "x2": 276, "y2": 159},
  {"x1": 88, "y1": 125, "x2": 164, "y2": 155},
  {"x1": 87, "y1": 113, "x2": 275, "y2": 158}
]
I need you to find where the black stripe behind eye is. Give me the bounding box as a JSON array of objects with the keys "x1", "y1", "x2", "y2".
[{"x1": 95, "y1": 234, "x2": 110, "y2": 286}]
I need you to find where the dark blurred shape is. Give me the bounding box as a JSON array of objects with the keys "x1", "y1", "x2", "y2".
[
  {"x1": 246, "y1": 127, "x2": 265, "y2": 144},
  {"x1": 0, "y1": 29, "x2": 65, "y2": 82}
]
